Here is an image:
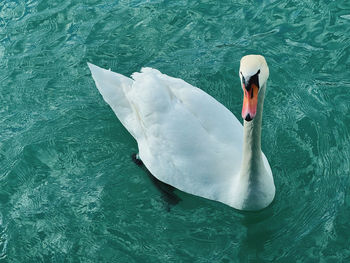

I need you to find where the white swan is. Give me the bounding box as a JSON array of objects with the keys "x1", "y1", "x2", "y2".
[{"x1": 88, "y1": 55, "x2": 275, "y2": 211}]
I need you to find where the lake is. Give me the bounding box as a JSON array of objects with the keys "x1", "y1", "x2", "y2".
[{"x1": 0, "y1": 0, "x2": 349, "y2": 262}]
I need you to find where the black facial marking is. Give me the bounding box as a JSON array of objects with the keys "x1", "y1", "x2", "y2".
[
  {"x1": 251, "y1": 74, "x2": 259, "y2": 88},
  {"x1": 242, "y1": 69, "x2": 261, "y2": 97},
  {"x1": 243, "y1": 69, "x2": 260, "y2": 92}
]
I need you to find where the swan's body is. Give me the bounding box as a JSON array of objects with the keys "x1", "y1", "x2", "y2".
[{"x1": 88, "y1": 55, "x2": 275, "y2": 211}]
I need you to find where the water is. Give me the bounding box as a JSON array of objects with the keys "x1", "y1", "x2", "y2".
[{"x1": 0, "y1": 0, "x2": 350, "y2": 262}]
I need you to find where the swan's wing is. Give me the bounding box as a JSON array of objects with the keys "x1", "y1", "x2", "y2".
[
  {"x1": 155, "y1": 68, "x2": 244, "y2": 145},
  {"x1": 128, "y1": 68, "x2": 244, "y2": 199},
  {"x1": 88, "y1": 63, "x2": 142, "y2": 139}
]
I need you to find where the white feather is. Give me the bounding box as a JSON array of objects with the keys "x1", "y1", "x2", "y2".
[{"x1": 88, "y1": 55, "x2": 275, "y2": 211}]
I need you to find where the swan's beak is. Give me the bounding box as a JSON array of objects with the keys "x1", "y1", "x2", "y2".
[{"x1": 242, "y1": 83, "x2": 259, "y2": 121}]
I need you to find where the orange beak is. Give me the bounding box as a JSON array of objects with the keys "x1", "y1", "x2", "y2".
[{"x1": 242, "y1": 83, "x2": 259, "y2": 121}]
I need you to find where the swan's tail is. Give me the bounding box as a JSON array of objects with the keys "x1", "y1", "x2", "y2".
[{"x1": 87, "y1": 63, "x2": 141, "y2": 139}]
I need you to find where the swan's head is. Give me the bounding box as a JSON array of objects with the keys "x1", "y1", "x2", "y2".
[{"x1": 239, "y1": 55, "x2": 269, "y2": 121}]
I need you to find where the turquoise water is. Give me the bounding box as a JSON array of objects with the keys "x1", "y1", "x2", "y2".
[{"x1": 1, "y1": 0, "x2": 350, "y2": 261}]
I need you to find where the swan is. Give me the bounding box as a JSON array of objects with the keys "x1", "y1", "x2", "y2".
[{"x1": 88, "y1": 55, "x2": 275, "y2": 211}]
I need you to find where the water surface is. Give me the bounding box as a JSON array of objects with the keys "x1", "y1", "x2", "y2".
[{"x1": 0, "y1": 0, "x2": 350, "y2": 262}]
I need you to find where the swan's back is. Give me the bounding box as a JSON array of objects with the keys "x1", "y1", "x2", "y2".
[{"x1": 88, "y1": 64, "x2": 244, "y2": 201}]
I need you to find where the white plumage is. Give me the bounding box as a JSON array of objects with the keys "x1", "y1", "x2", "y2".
[{"x1": 88, "y1": 55, "x2": 275, "y2": 211}]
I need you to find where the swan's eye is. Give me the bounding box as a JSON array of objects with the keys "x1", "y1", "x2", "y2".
[{"x1": 240, "y1": 72, "x2": 246, "y2": 86}]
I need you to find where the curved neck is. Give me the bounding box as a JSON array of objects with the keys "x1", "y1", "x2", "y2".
[{"x1": 240, "y1": 85, "x2": 266, "y2": 179}]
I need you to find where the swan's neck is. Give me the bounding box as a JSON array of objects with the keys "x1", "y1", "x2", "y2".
[
  {"x1": 241, "y1": 86, "x2": 265, "y2": 178},
  {"x1": 230, "y1": 84, "x2": 275, "y2": 211}
]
